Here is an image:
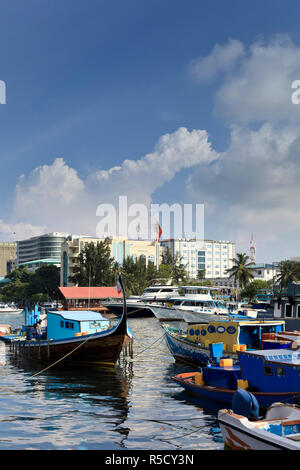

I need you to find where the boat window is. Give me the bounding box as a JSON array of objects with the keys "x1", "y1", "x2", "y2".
[
  {"x1": 183, "y1": 301, "x2": 196, "y2": 306},
  {"x1": 275, "y1": 367, "x2": 285, "y2": 377},
  {"x1": 60, "y1": 321, "x2": 74, "y2": 329},
  {"x1": 264, "y1": 366, "x2": 273, "y2": 376}
]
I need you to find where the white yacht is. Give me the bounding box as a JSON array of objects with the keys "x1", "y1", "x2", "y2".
[
  {"x1": 0, "y1": 303, "x2": 23, "y2": 314},
  {"x1": 140, "y1": 285, "x2": 180, "y2": 302}
]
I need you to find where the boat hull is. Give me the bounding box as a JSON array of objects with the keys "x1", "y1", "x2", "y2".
[
  {"x1": 218, "y1": 408, "x2": 300, "y2": 450},
  {"x1": 172, "y1": 372, "x2": 300, "y2": 408},
  {"x1": 104, "y1": 302, "x2": 154, "y2": 318},
  {"x1": 164, "y1": 327, "x2": 212, "y2": 366},
  {"x1": 11, "y1": 330, "x2": 128, "y2": 365},
  {"x1": 8, "y1": 274, "x2": 130, "y2": 366}
]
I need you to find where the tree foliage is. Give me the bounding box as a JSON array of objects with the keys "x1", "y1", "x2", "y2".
[
  {"x1": 226, "y1": 253, "x2": 255, "y2": 290},
  {"x1": 0, "y1": 265, "x2": 60, "y2": 303},
  {"x1": 70, "y1": 239, "x2": 118, "y2": 287}
]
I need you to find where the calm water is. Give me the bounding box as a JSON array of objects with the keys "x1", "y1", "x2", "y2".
[{"x1": 0, "y1": 313, "x2": 224, "y2": 450}]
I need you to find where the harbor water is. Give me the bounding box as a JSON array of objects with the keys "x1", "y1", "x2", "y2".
[{"x1": 0, "y1": 313, "x2": 224, "y2": 450}]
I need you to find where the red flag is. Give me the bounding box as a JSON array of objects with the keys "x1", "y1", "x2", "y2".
[{"x1": 156, "y1": 222, "x2": 162, "y2": 243}]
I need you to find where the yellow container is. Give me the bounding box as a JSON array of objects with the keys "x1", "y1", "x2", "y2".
[
  {"x1": 239, "y1": 344, "x2": 247, "y2": 351},
  {"x1": 232, "y1": 344, "x2": 238, "y2": 352},
  {"x1": 219, "y1": 358, "x2": 233, "y2": 368},
  {"x1": 194, "y1": 372, "x2": 204, "y2": 385},
  {"x1": 82, "y1": 332, "x2": 89, "y2": 336},
  {"x1": 75, "y1": 332, "x2": 82, "y2": 337},
  {"x1": 237, "y1": 379, "x2": 249, "y2": 390}
]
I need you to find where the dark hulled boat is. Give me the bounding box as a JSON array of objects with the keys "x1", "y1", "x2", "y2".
[{"x1": 6, "y1": 274, "x2": 131, "y2": 367}]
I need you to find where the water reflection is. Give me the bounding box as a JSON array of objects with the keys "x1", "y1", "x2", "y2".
[{"x1": 0, "y1": 315, "x2": 224, "y2": 450}]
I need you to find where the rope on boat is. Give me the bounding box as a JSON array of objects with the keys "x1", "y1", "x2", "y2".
[{"x1": 29, "y1": 336, "x2": 91, "y2": 379}]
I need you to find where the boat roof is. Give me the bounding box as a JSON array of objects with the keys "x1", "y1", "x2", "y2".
[
  {"x1": 239, "y1": 349, "x2": 300, "y2": 366},
  {"x1": 47, "y1": 310, "x2": 108, "y2": 321}
]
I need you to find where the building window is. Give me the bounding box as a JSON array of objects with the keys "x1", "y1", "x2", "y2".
[
  {"x1": 285, "y1": 304, "x2": 292, "y2": 318},
  {"x1": 297, "y1": 305, "x2": 300, "y2": 318}
]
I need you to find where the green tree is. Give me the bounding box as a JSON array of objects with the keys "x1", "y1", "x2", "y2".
[
  {"x1": 197, "y1": 268, "x2": 206, "y2": 279},
  {"x1": 120, "y1": 256, "x2": 147, "y2": 295},
  {"x1": 28, "y1": 265, "x2": 60, "y2": 298},
  {"x1": 227, "y1": 253, "x2": 255, "y2": 290},
  {"x1": 70, "y1": 240, "x2": 118, "y2": 286},
  {"x1": 275, "y1": 260, "x2": 300, "y2": 289},
  {"x1": 172, "y1": 252, "x2": 188, "y2": 284},
  {"x1": 240, "y1": 279, "x2": 271, "y2": 300}
]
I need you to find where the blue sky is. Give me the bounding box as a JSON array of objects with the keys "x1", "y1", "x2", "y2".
[{"x1": 1, "y1": 0, "x2": 300, "y2": 261}]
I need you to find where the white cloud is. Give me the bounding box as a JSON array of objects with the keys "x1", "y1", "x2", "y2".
[
  {"x1": 189, "y1": 39, "x2": 244, "y2": 83},
  {"x1": 191, "y1": 35, "x2": 300, "y2": 123},
  {"x1": 10, "y1": 127, "x2": 218, "y2": 239},
  {"x1": 0, "y1": 219, "x2": 47, "y2": 241}
]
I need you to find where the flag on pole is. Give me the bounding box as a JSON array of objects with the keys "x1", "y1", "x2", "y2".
[{"x1": 156, "y1": 222, "x2": 162, "y2": 243}]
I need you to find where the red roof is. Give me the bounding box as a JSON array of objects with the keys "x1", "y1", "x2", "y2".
[{"x1": 57, "y1": 286, "x2": 122, "y2": 300}]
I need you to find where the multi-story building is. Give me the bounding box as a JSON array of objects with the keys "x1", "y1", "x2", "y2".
[
  {"x1": 17, "y1": 232, "x2": 69, "y2": 269},
  {"x1": 0, "y1": 242, "x2": 17, "y2": 276},
  {"x1": 61, "y1": 235, "x2": 162, "y2": 286},
  {"x1": 160, "y1": 239, "x2": 235, "y2": 279}
]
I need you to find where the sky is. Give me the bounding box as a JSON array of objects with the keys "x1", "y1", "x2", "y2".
[{"x1": 1, "y1": 0, "x2": 300, "y2": 262}]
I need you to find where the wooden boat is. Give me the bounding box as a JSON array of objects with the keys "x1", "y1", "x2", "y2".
[
  {"x1": 172, "y1": 358, "x2": 300, "y2": 408},
  {"x1": 218, "y1": 397, "x2": 300, "y2": 450},
  {"x1": 4, "y1": 274, "x2": 131, "y2": 366},
  {"x1": 163, "y1": 318, "x2": 286, "y2": 367}
]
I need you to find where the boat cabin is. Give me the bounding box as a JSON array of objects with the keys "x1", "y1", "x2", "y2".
[
  {"x1": 187, "y1": 319, "x2": 285, "y2": 353},
  {"x1": 238, "y1": 349, "x2": 300, "y2": 393},
  {"x1": 46, "y1": 310, "x2": 110, "y2": 340}
]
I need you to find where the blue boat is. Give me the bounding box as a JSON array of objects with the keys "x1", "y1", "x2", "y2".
[
  {"x1": 163, "y1": 318, "x2": 286, "y2": 367},
  {"x1": 238, "y1": 348, "x2": 300, "y2": 394},
  {"x1": 0, "y1": 274, "x2": 133, "y2": 366},
  {"x1": 172, "y1": 348, "x2": 300, "y2": 408}
]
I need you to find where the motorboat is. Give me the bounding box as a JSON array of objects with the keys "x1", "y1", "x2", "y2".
[
  {"x1": 218, "y1": 394, "x2": 300, "y2": 450},
  {"x1": 0, "y1": 303, "x2": 23, "y2": 314},
  {"x1": 162, "y1": 318, "x2": 286, "y2": 367}
]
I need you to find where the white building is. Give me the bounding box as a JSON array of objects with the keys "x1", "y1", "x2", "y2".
[
  {"x1": 17, "y1": 232, "x2": 69, "y2": 267},
  {"x1": 160, "y1": 239, "x2": 235, "y2": 279},
  {"x1": 251, "y1": 263, "x2": 279, "y2": 282}
]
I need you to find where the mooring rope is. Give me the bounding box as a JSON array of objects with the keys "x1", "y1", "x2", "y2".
[{"x1": 133, "y1": 332, "x2": 166, "y2": 357}]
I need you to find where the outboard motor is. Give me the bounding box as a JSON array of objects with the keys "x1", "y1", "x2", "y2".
[{"x1": 232, "y1": 389, "x2": 259, "y2": 419}]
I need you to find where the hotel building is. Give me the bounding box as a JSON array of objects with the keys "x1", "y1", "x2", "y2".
[
  {"x1": 17, "y1": 232, "x2": 69, "y2": 271},
  {"x1": 160, "y1": 239, "x2": 235, "y2": 280}
]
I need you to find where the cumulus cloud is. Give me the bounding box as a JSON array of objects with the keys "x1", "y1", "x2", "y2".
[
  {"x1": 10, "y1": 127, "x2": 218, "y2": 239},
  {"x1": 186, "y1": 122, "x2": 300, "y2": 259},
  {"x1": 182, "y1": 34, "x2": 300, "y2": 260},
  {"x1": 189, "y1": 39, "x2": 244, "y2": 83}
]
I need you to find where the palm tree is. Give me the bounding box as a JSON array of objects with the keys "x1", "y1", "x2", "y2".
[
  {"x1": 275, "y1": 260, "x2": 299, "y2": 290},
  {"x1": 227, "y1": 253, "x2": 255, "y2": 291}
]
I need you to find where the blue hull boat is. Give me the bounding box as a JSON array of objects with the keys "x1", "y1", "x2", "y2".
[
  {"x1": 163, "y1": 318, "x2": 286, "y2": 367},
  {"x1": 172, "y1": 370, "x2": 300, "y2": 408}
]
